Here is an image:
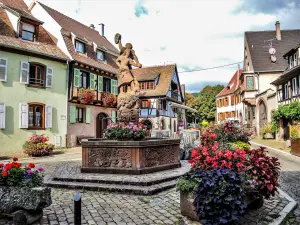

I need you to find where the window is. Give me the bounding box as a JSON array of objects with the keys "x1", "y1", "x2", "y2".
[
  {"x1": 284, "y1": 84, "x2": 289, "y2": 100},
  {"x1": 277, "y1": 88, "x2": 282, "y2": 102},
  {"x1": 29, "y1": 63, "x2": 45, "y2": 86},
  {"x1": 103, "y1": 77, "x2": 111, "y2": 92},
  {"x1": 292, "y1": 77, "x2": 298, "y2": 96},
  {"x1": 161, "y1": 100, "x2": 167, "y2": 110},
  {"x1": 75, "y1": 40, "x2": 86, "y2": 53},
  {"x1": 21, "y1": 22, "x2": 35, "y2": 41},
  {"x1": 246, "y1": 76, "x2": 254, "y2": 90},
  {"x1": 247, "y1": 62, "x2": 250, "y2": 72},
  {"x1": 76, "y1": 107, "x2": 85, "y2": 123},
  {"x1": 28, "y1": 103, "x2": 44, "y2": 129},
  {"x1": 231, "y1": 95, "x2": 234, "y2": 105},
  {"x1": 289, "y1": 56, "x2": 293, "y2": 69},
  {"x1": 294, "y1": 53, "x2": 298, "y2": 67},
  {"x1": 139, "y1": 81, "x2": 155, "y2": 90},
  {"x1": 96, "y1": 50, "x2": 105, "y2": 61},
  {"x1": 79, "y1": 71, "x2": 89, "y2": 88},
  {"x1": 141, "y1": 100, "x2": 149, "y2": 108},
  {"x1": 0, "y1": 58, "x2": 8, "y2": 82},
  {"x1": 224, "y1": 97, "x2": 228, "y2": 107}
]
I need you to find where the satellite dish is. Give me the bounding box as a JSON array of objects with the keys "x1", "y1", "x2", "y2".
[
  {"x1": 269, "y1": 47, "x2": 276, "y2": 55},
  {"x1": 271, "y1": 55, "x2": 277, "y2": 62}
]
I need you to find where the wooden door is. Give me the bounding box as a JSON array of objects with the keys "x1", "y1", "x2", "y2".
[
  {"x1": 259, "y1": 101, "x2": 267, "y2": 134},
  {"x1": 96, "y1": 113, "x2": 108, "y2": 138}
]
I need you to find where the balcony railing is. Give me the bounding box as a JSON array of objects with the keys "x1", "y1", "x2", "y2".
[{"x1": 29, "y1": 78, "x2": 44, "y2": 86}]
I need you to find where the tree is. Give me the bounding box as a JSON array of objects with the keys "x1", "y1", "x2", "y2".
[{"x1": 186, "y1": 85, "x2": 224, "y2": 123}]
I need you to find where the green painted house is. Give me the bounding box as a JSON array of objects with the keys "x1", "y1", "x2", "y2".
[{"x1": 0, "y1": 0, "x2": 69, "y2": 153}]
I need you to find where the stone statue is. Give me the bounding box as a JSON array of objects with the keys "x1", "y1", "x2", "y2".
[{"x1": 114, "y1": 33, "x2": 142, "y2": 123}]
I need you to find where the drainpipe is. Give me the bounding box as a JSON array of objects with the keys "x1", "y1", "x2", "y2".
[{"x1": 65, "y1": 60, "x2": 69, "y2": 147}]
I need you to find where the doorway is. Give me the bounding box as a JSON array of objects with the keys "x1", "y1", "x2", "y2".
[
  {"x1": 96, "y1": 113, "x2": 108, "y2": 138},
  {"x1": 258, "y1": 101, "x2": 267, "y2": 134}
]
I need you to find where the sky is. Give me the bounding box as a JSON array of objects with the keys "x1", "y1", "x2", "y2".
[{"x1": 25, "y1": 0, "x2": 300, "y2": 93}]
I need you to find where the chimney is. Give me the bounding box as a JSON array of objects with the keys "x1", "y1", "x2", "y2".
[
  {"x1": 275, "y1": 21, "x2": 281, "y2": 40},
  {"x1": 89, "y1": 24, "x2": 95, "y2": 29},
  {"x1": 98, "y1": 23, "x2": 105, "y2": 37}
]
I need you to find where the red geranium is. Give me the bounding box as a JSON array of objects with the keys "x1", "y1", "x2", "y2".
[
  {"x1": 27, "y1": 163, "x2": 35, "y2": 168},
  {"x1": 13, "y1": 157, "x2": 18, "y2": 162},
  {"x1": 1, "y1": 171, "x2": 8, "y2": 177}
]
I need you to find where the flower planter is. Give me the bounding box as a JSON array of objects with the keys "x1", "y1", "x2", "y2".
[
  {"x1": 291, "y1": 138, "x2": 300, "y2": 157},
  {"x1": 180, "y1": 190, "x2": 263, "y2": 221},
  {"x1": 0, "y1": 186, "x2": 52, "y2": 225}
]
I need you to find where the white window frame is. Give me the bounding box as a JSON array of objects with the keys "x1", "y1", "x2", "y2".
[
  {"x1": 289, "y1": 56, "x2": 293, "y2": 69},
  {"x1": 292, "y1": 77, "x2": 298, "y2": 96},
  {"x1": 0, "y1": 102, "x2": 5, "y2": 129},
  {"x1": 294, "y1": 53, "x2": 298, "y2": 67},
  {"x1": 0, "y1": 58, "x2": 8, "y2": 82},
  {"x1": 75, "y1": 40, "x2": 85, "y2": 54},
  {"x1": 284, "y1": 84, "x2": 289, "y2": 100},
  {"x1": 96, "y1": 50, "x2": 105, "y2": 61},
  {"x1": 46, "y1": 67, "x2": 54, "y2": 88}
]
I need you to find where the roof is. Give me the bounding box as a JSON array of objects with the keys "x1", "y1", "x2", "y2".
[
  {"x1": 245, "y1": 29, "x2": 300, "y2": 72},
  {"x1": 271, "y1": 64, "x2": 300, "y2": 85},
  {"x1": 38, "y1": 2, "x2": 119, "y2": 54},
  {"x1": 0, "y1": 1, "x2": 68, "y2": 61},
  {"x1": 0, "y1": 0, "x2": 42, "y2": 23},
  {"x1": 132, "y1": 64, "x2": 176, "y2": 97},
  {"x1": 216, "y1": 69, "x2": 243, "y2": 97},
  {"x1": 62, "y1": 34, "x2": 118, "y2": 74}
]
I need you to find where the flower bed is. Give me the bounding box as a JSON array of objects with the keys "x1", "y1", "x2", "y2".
[
  {"x1": 104, "y1": 122, "x2": 148, "y2": 141},
  {"x1": 0, "y1": 158, "x2": 51, "y2": 224},
  {"x1": 23, "y1": 134, "x2": 54, "y2": 157},
  {"x1": 177, "y1": 122, "x2": 280, "y2": 225}
]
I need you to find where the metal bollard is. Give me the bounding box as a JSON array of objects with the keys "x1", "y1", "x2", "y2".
[{"x1": 74, "y1": 192, "x2": 81, "y2": 225}]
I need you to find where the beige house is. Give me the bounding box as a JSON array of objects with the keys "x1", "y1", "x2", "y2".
[{"x1": 241, "y1": 21, "x2": 300, "y2": 134}]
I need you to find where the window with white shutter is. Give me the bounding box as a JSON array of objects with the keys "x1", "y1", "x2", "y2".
[
  {"x1": 20, "y1": 61, "x2": 29, "y2": 84},
  {"x1": 19, "y1": 103, "x2": 29, "y2": 128},
  {"x1": 46, "y1": 67, "x2": 53, "y2": 88},
  {"x1": 0, "y1": 102, "x2": 5, "y2": 129},
  {"x1": 0, "y1": 58, "x2": 8, "y2": 82},
  {"x1": 45, "y1": 105, "x2": 52, "y2": 128}
]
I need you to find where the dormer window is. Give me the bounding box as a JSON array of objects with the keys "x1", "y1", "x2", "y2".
[
  {"x1": 294, "y1": 53, "x2": 298, "y2": 67},
  {"x1": 75, "y1": 40, "x2": 86, "y2": 54},
  {"x1": 21, "y1": 22, "x2": 35, "y2": 42},
  {"x1": 289, "y1": 53, "x2": 298, "y2": 69},
  {"x1": 96, "y1": 50, "x2": 105, "y2": 61}
]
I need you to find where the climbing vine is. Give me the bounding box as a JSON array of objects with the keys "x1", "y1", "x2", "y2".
[{"x1": 272, "y1": 102, "x2": 300, "y2": 132}]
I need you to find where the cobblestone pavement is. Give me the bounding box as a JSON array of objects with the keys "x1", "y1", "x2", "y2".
[
  {"x1": 0, "y1": 149, "x2": 296, "y2": 225},
  {"x1": 252, "y1": 142, "x2": 300, "y2": 225}
]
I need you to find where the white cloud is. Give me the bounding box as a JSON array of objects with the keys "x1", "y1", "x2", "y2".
[{"x1": 26, "y1": 0, "x2": 277, "y2": 92}]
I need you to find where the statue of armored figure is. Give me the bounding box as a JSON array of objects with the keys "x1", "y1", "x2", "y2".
[{"x1": 114, "y1": 33, "x2": 142, "y2": 123}]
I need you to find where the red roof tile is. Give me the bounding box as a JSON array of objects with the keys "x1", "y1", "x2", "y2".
[
  {"x1": 38, "y1": 2, "x2": 119, "y2": 54},
  {"x1": 216, "y1": 69, "x2": 243, "y2": 97}
]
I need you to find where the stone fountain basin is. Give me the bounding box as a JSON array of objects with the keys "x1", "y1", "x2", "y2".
[{"x1": 81, "y1": 138, "x2": 181, "y2": 174}]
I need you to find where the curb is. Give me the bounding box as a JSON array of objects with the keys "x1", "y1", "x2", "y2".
[{"x1": 269, "y1": 188, "x2": 298, "y2": 225}]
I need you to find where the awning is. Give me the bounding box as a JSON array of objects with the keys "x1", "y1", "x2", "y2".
[{"x1": 170, "y1": 102, "x2": 198, "y2": 113}]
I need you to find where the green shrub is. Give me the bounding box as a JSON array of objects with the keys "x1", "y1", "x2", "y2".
[
  {"x1": 201, "y1": 120, "x2": 209, "y2": 128},
  {"x1": 229, "y1": 141, "x2": 250, "y2": 150}
]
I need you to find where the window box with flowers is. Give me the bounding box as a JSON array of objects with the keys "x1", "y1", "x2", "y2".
[
  {"x1": 0, "y1": 158, "x2": 51, "y2": 225},
  {"x1": 78, "y1": 88, "x2": 95, "y2": 105},
  {"x1": 176, "y1": 122, "x2": 280, "y2": 224},
  {"x1": 102, "y1": 92, "x2": 117, "y2": 107}
]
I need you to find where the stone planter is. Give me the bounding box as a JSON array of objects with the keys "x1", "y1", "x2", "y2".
[
  {"x1": 263, "y1": 133, "x2": 274, "y2": 139},
  {"x1": 0, "y1": 186, "x2": 52, "y2": 225},
  {"x1": 81, "y1": 138, "x2": 180, "y2": 174},
  {"x1": 291, "y1": 138, "x2": 300, "y2": 157},
  {"x1": 180, "y1": 190, "x2": 263, "y2": 221}
]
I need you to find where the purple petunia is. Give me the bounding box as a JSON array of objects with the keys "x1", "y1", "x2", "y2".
[{"x1": 38, "y1": 167, "x2": 44, "y2": 172}]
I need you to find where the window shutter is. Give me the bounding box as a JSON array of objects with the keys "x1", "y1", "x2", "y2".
[
  {"x1": 45, "y1": 105, "x2": 52, "y2": 128},
  {"x1": 70, "y1": 105, "x2": 76, "y2": 123},
  {"x1": 90, "y1": 73, "x2": 95, "y2": 90},
  {"x1": 20, "y1": 61, "x2": 29, "y2": 84},
  {"x1": 73, "y1": 68, "x2": 80, "y2": 88},
  {"x1": 0, "y1": 102, "x2": 5, "y2": 129},
  {"x1": 46, "y1": 67, "x2": 54, "y2": 88},
  {"x1": 19, "y1": 103, "x2": 28, "y2": 128},
  {"x1": 86, "y1": 108, "x2": 91, "y2": 124},
  {"x1": 98, "y1": 75, "x2": 103, "y2": 92},
  {"x1": 0, "y1": 58, "x2": 8, "y2": 82},
  {"x1": 111, "y1": 110, "x2": 116, "y2": 123}
]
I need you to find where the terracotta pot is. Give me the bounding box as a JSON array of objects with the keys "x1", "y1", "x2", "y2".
[{"x1": 291, "y1": 138, "x2": 300, "y2": 157}]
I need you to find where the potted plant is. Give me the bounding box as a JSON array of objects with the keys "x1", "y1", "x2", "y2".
[
  {"x1": 0, "y1": 158, "x2": 51, "y2": 225},
  {"x1": 23, "y1": 134, "x2": 54, "y2": 157},
  {"x1": 290, "y1": 125, "x2": 300, "y2": 156},
  {"x1": 261, "y1": 122, "x2": 274, "y2": 139},
  {"x1": 78, "y1": 88, "x2": 95, "y2": 104},
  {"x1": 104, "y1": 122, "x2": 148, "y2": 141}
]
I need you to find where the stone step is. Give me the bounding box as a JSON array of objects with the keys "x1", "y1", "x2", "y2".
[
  {"x1": 53, "y1": 173, "x2": 182, "y2": 186},
  {"x1": 45, "y1": 179, "x2": 178, "y2": 195}
]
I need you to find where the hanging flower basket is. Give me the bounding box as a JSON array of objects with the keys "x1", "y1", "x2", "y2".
[
  {"x1": 78, "y1": 88, "x2": 95, "y2": 104},
  {"x1": 103, "y1": 92, "x2": 117, "y2": 107}
]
